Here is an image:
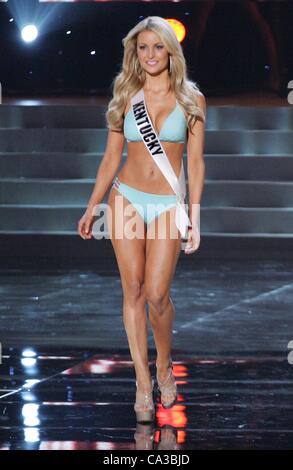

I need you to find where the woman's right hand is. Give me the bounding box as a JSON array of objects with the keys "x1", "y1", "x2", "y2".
[{"x1": 78, "y1": 208, "x2": 95, "y2": 240}]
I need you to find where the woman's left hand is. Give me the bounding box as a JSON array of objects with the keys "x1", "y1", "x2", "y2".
[{"x1": 184, "y1": 226, "x2": 200, "y2": 254}]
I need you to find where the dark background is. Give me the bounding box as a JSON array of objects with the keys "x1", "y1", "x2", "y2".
[{"x1": 0, "y1": 0, "x2": 292, "y2": 97}]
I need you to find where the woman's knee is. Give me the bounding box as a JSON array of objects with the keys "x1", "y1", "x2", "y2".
[
  {"x1": 123, "y1": 278, "x2": 145, "y2": 304},
  {"x1": 145, "y1": 287, "x2": 169, "y2": 315}
]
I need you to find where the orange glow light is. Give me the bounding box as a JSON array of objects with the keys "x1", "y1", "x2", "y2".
[{"x1": 166, "y1": 18, "x2": 186, "y2": 43}]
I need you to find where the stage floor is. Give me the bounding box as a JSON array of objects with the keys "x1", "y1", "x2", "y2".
[{"x1": 0, "y1": 258, "x2": 292, "y2": 449}]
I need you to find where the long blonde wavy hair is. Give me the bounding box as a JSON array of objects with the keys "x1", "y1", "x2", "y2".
[{"x1": 106, "y1": 16, "x2": 206, "y2": 136}]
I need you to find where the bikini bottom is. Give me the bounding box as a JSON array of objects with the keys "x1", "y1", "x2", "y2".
[{"x1": 112, "y1": 176, "x2": 178, "y2": 225}]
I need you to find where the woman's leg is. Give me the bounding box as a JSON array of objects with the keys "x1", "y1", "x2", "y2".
[
  {"x1": 107, "y1": 186, "x2": 152, "y2": 392},
  {"x1": 144, "y1": 205, "x2": 182, "y2": 383}
]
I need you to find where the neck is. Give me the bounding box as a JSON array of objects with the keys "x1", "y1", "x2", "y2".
[{"x1": 143, "y1": 71, "x2": 171, "y2": 94}]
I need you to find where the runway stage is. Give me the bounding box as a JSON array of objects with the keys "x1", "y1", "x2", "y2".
[{"x1": 0, "y1": 257, "x2": 292, "y2": 450}]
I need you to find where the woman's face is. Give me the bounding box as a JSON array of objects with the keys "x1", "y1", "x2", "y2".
[{"x1": 136, "y1": 30, "x2": 169, "y2": 76}]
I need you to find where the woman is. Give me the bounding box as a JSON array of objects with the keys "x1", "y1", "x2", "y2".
[{"x1": 78, "y1": 16, "x2": 206, "y2": 422}]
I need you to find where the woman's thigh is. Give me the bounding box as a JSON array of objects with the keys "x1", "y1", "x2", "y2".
[
  {"x1": 144, "y1": 206, "x2": 182, "y2": 300},
  {"x1": 107, "y1": 186, "x2": 147, "y2": 296}
]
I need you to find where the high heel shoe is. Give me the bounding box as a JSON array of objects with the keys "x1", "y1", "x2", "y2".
[
  {"x1": 156, "y1": 360, "x2": 177, "y2": 409},
  {"x1": 134, "y1": 377, "x2": 155, "y2": 422}
]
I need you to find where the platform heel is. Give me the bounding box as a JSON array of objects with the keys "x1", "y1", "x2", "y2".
[
  {"x1": 156, "y1": 360, "x2": 177, "y2": 409},
  {"x1": 134, "y1": 377, "x2": 155, "y2": 422}
]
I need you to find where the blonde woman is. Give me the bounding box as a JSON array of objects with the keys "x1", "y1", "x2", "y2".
[{"x1": 78, "y1": 16, "x2": 206, "y2": 422}]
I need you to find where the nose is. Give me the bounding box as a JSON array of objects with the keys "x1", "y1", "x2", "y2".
[{"x1": 147, "y1": 48, "x2": 155, "y2": 59}]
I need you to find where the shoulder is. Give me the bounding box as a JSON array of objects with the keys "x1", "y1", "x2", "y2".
[
  {"x1": 109, "y1": 99, "x2": 131, "y2": 132},
  {"x1": 194, "y1": 91, "x2": 206, "y2": 113}
]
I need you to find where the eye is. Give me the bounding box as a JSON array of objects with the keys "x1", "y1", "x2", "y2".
[{"x1": 138, "y1": 45, "x2": 164, "y2": 50}]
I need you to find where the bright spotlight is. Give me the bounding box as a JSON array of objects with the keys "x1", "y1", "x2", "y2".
[{"x1": 21, "y1": 25, "x2": 38, "y2": 43}]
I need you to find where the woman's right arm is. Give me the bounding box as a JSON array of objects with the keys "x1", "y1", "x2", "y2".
[{"x1": 78, "y1": 128, "x2": 125, "y2": 239}]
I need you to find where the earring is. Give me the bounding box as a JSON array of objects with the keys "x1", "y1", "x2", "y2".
[
  {"x1": 135, "y1": 61, "x2": 142, "y2": 76},
  {"x1": 168, "y1": 56, "x2": 172, "y2": 75}
]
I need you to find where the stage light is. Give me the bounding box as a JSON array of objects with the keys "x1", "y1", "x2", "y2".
[
  {"x1": 22, "y1": 349, "x2": 37, "y2": 358},
  {"x1": 166, "y1": 19, "x2": 186, "y2": 43},
  {"x1": 21, "y1": 24, "x2": 38, "y2": 43}
]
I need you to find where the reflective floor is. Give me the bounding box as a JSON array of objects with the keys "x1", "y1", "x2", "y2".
[
  {"x1": 1, "y1": 258, "x2": 293, "y2": 449},
  {"x1": 1, "y1": 346, "x2": 293, "y2": 450}
]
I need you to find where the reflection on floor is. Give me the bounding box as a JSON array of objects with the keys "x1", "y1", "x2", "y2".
[{"x1": 0, "y1": 346, "x2": 293, "y2": 450}]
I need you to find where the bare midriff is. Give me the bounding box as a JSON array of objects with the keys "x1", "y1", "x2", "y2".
[{"x1": 117, "y1": 141, "x2": 185, "y2": 195}]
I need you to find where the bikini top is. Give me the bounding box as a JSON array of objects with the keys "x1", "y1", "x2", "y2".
[{"x1": 123, "y1": 99, "x2": 188, "y2": 144}]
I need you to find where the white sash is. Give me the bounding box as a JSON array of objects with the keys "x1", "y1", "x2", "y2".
[{"x1": 130, "y1": 88, "x2": 191, "y2": 240}]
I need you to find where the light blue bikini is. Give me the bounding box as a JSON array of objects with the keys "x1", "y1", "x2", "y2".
[
  {"x1": 112, "y1": 99, "x2": 188, "y2": 226},
  {"x1": 112, "y1": 176, "x2": 178, "y2": 225},
  {"x1": 124, "y1": 100, "x2": 187, "y2": 144}
]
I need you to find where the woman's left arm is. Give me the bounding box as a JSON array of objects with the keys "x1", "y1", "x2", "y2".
[{"x1": 185, "y1": 92, "x2": 206, "y2": 254}]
